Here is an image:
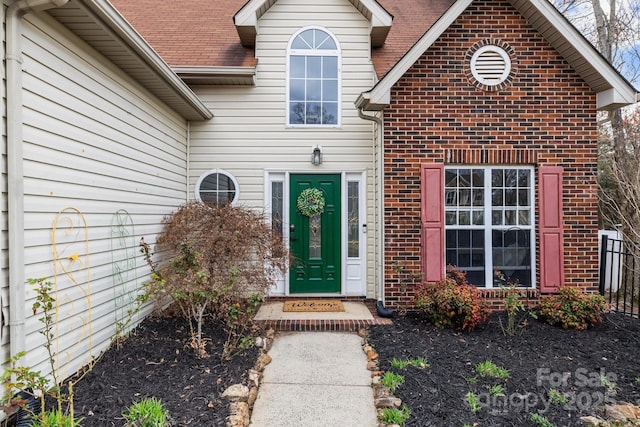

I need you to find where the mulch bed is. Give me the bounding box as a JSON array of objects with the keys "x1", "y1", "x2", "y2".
[
  {"x1": 15, "y1": 308, "x2": 640, "y2": 426},
  {"x1": 368, "y1": 311, "x2": 640, "y2": 426},
  {"x1": 68, "y1": 313, "x2": 259, "y2": 427}
]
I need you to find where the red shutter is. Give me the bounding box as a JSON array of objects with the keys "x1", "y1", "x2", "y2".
[
  {"x1": 421, "y1": 164, "x2": 445, "y2": 282},
  {"x1": 538, "y1": 166, "x2": 564, "y2": 293}
]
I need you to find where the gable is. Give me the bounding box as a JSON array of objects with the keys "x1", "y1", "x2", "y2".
[
  {"x1": 234, "y1": 0, "x2": 393, "y2": 48},
  {"x1": 356, "y1": 0, "x2": 638, "y2": 112}
]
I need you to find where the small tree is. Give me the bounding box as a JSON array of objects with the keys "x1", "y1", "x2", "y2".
[{"x1": 144, "y1": 202, "x2": 287, "y2": 358}]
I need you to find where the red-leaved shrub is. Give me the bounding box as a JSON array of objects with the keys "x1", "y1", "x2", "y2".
[
  {"x1": 539, "y1": 286, "x2": 607, "y2": 330},
  {"x1": 413, "y1": 268, "x2": 488, "y2": 331}
]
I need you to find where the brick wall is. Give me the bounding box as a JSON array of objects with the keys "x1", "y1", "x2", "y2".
[{"x1": 382, "y1": 0, "x2": 599, "y2": 309}]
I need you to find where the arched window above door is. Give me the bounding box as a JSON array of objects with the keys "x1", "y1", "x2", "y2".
[{"x1": 287, "y1": 27, "x2": 340, "y2": 127}]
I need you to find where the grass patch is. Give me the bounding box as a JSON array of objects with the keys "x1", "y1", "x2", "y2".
[
  {"x1": 390, "y1": 357, "x2": 428, "y2": 369},
  {"x1": 547, "y1": 389, "x2": 567, "y2": 405},
  {"x1": 475, "y1": 360, "x2": 510, "y2": 379},
  {"x1": 465, "y1": 391, "x2": 482, "y2": 413},
  {"x1": 381, "y1": 371, "x2": 405, "y2": 393},
  {"x1": 530, "y1": 413, "x2": 555, "y2": 427},
  {"x1": 379, "y1": 405, "x2": 411, "y2": 425}
]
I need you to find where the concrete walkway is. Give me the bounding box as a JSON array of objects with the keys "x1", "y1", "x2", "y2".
[{"x1": 250, "y1": 332, "x2": 378, "y2": 427}]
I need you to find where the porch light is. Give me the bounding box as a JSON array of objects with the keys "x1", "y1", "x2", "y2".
[{"x1": 311, "y1": 146, "x2": 322, "y2": 165}]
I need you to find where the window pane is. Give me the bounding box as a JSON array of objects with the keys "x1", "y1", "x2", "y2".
[
  {"x1": 491, "y1": 189, "x2": 503, "y2": 206},
  {"x1": 217, "y1": 191, "x2": 233, "y2": 204},
  {"x1": 445, "y1": 170, "x2": 457, "y2": 188},
  {"x1": 472, "y1": 189, "x2": 484, "y2": 206},
  {"x1": 290, "y1": 56, "x2": 305, "y2": 78},
  {"x1": 347, "y1": 182, "x2": 359, "y2": 258},
  {"x1": 309, "y1": 215, "x2": 321, "y2": 258},
  {"x1": 307, "y1": 56, "x2": 321, "y2": 78},
  {"x1": 290, "y1": 79, "x2": 305, "y2": 101},
  {"x1": 323, "y1": 56, "x2": 338, "y2": 78},
  {"x1": 492, "y1": 229, "x2": 531, "y2": 287},
  {"x1": 518, "y1": 169, "x2": 530, "y2": 187},
  {"x1": 505, "y1": 169, "x2": 518, "y2": 187},
  {"x1": 459, "y1": 211, "x2": 470, "y2": 225},
  {"x1": 307, "y1": 79, "x2": 321, "y2": 101},
  {"x1": 492, "y1": 169, "x2": 503, "y2": 187},
  {"x1": 272, "y1": 182, "x2": 283, "y2": 234},
  {"x1": 306, "y1": 102, "x2": 321, "y2": 124},
  {"x1": 459, "y1": 169, "x2": 471, "y2": 187},
  {"x1": 472, "y1": 169, "x2": 484, "y2": 186},
  {"x1": 505, "y1": 209, "x2": 517, "y2": 225},
  {"x1": 492, "y1": 210, "x2": 502, "y2": 225},
  {"x1": 299, "y1": 29, "x2": 315, "y2": 48},
  {"x1": 518, "y1": 189, "x2": 529, "y2": 206},
  {"x1": 200, "y1": 174, "x2": 218, "y2": 191},
  {"x1": 459, "y1": 189, "x2": 471, "y2": 206},
  {"x1": 200, "y1": 192, "x2": 218, "y2": 204},
  {"x1": 322, "y1": 102, "x2": 338, "y2": 124},
  {"x1": 323, "y1": 80, "x2": 338, "y2": 101},
  {"x1": 504, "y1": 189, "x2": 517, "y2": 206},
  {"x1": 289, "y1": 102, "x2": 305, "y2": 124},
  {"x1": 472, "y1": 210, "x2": 484, "y2": 225},
  {"x1": 445, "y1": 211, "x2": 457, "y2": 225},
  {"x1": 518, "y1": 210, "x2": 530, "y2": 225},
  {"x1": 317, "y1": 34, "x2": 337, "y2": 49},
  {"x1": 219, "y1": 175, "x2": 234, "y2": 191}
]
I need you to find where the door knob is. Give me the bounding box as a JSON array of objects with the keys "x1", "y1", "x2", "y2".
[{"x1": 290, "y1": 224, "x2": 296, "y2": 232}]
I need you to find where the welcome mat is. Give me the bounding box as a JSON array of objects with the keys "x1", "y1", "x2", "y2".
[{"x1": 282, "y1": 300, "x2": 345, "y2": 312}]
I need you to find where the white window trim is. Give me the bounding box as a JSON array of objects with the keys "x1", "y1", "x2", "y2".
[
  {"x1": 286, "y1": 26, "x2": 342, "y2": 128},
  {"x1": 444, "y1": 165, "x2": 536, "y2": 289},
  {"x1": 194, "y1": 169, "x2": 240, "y2": 206}
]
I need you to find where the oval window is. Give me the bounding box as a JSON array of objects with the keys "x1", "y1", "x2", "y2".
[{"x1": 195, "y1": 169, "x2": 239, "y2": 205}]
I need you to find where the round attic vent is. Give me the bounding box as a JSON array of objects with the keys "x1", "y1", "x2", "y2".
[{"x1": 470, "y1": 45, "x2": 511, "y2": 86}]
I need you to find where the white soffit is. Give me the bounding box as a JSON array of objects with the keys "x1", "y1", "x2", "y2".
[{"x1": 47, "y1": 0, "x2": 212, "y2": 121}]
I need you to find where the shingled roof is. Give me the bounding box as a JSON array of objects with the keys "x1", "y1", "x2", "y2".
[{"x1": 109, "y1": 0, "x2": 456, "y2": 78}]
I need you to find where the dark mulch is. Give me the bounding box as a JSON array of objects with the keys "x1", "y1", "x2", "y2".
[
  {"x1": 69, "y1": 314, "x2": 259, "y2": 427},
  {"x1": 368, "y1": 311, "x2": 640, "y2": 427}
]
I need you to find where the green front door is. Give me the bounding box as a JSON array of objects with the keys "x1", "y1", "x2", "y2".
[{"x1": 289, "y1": 174, "x2": 341, "y2": 293}]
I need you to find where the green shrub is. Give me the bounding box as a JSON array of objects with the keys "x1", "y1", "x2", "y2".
[
  {"x1": 413, "y1": 268, "x2": 488, "y2": 331},
  {"x1": 123, "y1": 397, "x2": 169, "y2": 427},
  {"x1": 539, "y1": 286, "x2": 607, "y2": 330}
]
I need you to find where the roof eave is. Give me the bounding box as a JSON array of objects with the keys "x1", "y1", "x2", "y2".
[
  {"x1": 49, "y1": 0, "x2": 213, "y2": 121},
  {"x1": 360, "y1": 0, "x2": 639, "y2": 113},
  {"x1": 173, "y1": 66, "x2": 256, "y2": 86}
]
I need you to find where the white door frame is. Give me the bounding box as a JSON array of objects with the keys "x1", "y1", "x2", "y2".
[{"x1": 265, "y1": 170, "x2": 367, "y2": 296}]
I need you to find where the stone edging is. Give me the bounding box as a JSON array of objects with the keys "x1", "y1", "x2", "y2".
[
  {"x1": 358, "y1": 328, "x2": 403, "y2": 427},
  {"x1": 222, "y1": 329, "x2": 275, "y2": 427}
]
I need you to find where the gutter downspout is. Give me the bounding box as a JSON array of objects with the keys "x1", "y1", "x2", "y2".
[
  {"x1": 6, "y1": 0, "x2": 69, "y2": 361},
  {"x1": 357, "y1": 108, "x2": 385, "y2": 307},
  {"x1": 186, "y1": 121, "x2": 191, "y2": 201}
]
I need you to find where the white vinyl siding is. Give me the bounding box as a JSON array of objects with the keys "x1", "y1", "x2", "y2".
[
  {"x1": 188, "y1": 0, "x2": 377, "y2": 297},
  {"x1": 6, "y1": 13, "x2": 189, "y2": 380}
]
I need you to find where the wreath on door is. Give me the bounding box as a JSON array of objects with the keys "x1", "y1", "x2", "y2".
[{"x1": 297, "y1": 188, "x2": 326, "y2": 217}]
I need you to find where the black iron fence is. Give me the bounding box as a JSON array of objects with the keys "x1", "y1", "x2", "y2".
[{"x1": 599, "y1": 234, "x2": 639, "y2": 317}]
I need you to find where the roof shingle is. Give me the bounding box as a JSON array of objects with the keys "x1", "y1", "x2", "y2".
[{"x1": 109, "y1": 0, "x2": 456, "y2": 76}]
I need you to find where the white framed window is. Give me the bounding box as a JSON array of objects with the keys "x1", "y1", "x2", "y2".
[
  {"x1": 287, "y1": 27, "x2": 341, "y2": 127},
  {"x1": 470, "y1": 45, "x2": 512, "y2": 86},
  {"x1": 195, "y1": 169, "x2": 239, "y2": 206},
  {"x1": 444, "y1": 166, "x2": 534, "y2": 288}
]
